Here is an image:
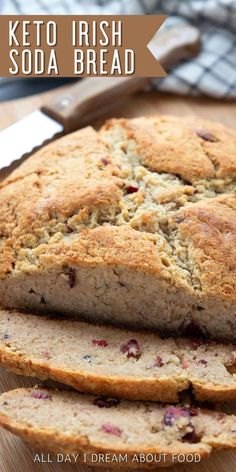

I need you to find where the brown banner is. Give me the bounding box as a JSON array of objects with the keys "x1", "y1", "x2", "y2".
[{"x1": 0, "y1": 15, "x2": 167, "y2": 77}]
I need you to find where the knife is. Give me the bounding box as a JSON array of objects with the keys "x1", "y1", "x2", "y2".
[{"x1": 0, "y1": 25, "x2": 200, "y2": 170}]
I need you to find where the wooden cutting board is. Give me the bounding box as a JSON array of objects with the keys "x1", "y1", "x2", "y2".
[{"x1": 0, "y1": 86, "x2": 236, "y2": 472}]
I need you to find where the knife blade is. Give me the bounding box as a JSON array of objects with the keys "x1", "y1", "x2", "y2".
[
  {"x1": 0, "y1": 110, "x2": 63, "y2": 169},
  {"x1": 0, "y1": 25, "x2": 201, "y2": 170},
  {"x1": 0, "y1": 77, "x2": 151, "y2": 170}
]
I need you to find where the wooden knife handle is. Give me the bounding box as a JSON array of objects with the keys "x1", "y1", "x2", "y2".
[
  {"x1": 42, "y1": 77, "x2": 150, "y2": 133},
  {"x1": 42, "y1": 25, "x2": 201, "y2": 132}
]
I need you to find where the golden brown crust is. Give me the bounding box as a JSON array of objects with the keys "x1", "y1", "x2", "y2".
[
  {"x1": 0, "y1": 115, "x2": 235, "y2": 337},
  {"x1": 0, "y1": 412, "x2": 211, "y2": 468},
  {"x1": 2, "y1": 346, "x2": 236, "y2": 404},
  {"x1": 31, "y1": 225, "x2": 177, "y2": 279},
  {"x1": 110, "y1": 116, "x2": 215, "y2": 182},
  {"x1": 104, "y1": 115, "x2": 236, "y2": 181},
  {"x1": 173, "y1": 194, "x2": 236, "y2": 301},
  {"x1": 1, "y1": 309, "x2": 236, "y2": 403},
  {"x1": 193, "y1": 382, "x2": 236, "y2": 402},
  {"x1": 0, "y1": 355, "x2": 180, "y2": 403},
  {"x1": 2, "y1": 387, "x2": 236, "y2": 468}
]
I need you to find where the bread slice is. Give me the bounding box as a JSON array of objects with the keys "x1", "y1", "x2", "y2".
[
  {"x1": 0, "y1": 116, "x2": 235, "y2": 341},
  {"x1": 0, "y1": 387, "x2": 236, "y2": 468},
  {"x1": 1, "y1": 309, "x2": 236, "y2": 402}
]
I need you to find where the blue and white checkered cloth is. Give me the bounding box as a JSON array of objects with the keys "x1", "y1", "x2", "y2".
[{"x1": 1, "y1": 0, "x2": 236, "y2": 98}]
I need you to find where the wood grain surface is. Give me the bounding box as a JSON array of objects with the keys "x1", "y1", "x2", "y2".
[{"x1": 0, "y1": 86, "x2": 236, "y2": 472}]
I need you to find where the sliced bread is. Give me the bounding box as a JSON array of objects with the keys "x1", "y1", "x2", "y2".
[
  {"x1": 0, "y1": 116, "x2": 235, "y2": 341},
  {"x1": 1, "y1": 309, "x2": 236, "y2": 402},
  {"x1": 0, "y1": 387, "x2": 236, "y2": 468}
]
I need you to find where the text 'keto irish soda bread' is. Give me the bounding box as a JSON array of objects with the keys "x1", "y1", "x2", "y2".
[
  {"x1": 0, "y1": 387, "x2": 236, "y2": 468},
  {"x1": 0, "y1": 115, "x2": 235, "y2": 340},
  {"x1": 1, "y1": 309, "x2": 236, "y2": 402}
]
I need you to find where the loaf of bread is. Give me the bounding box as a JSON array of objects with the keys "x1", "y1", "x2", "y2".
[
  {"x1": 0, "y1": 387, "x2": 236, "y2": 468},
  {"x1": 0, "y1": 309, "x2": 236, "y2": 402},
  {"x1": 0, "y1": 116, "x2": 235, "y2": 341}
]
